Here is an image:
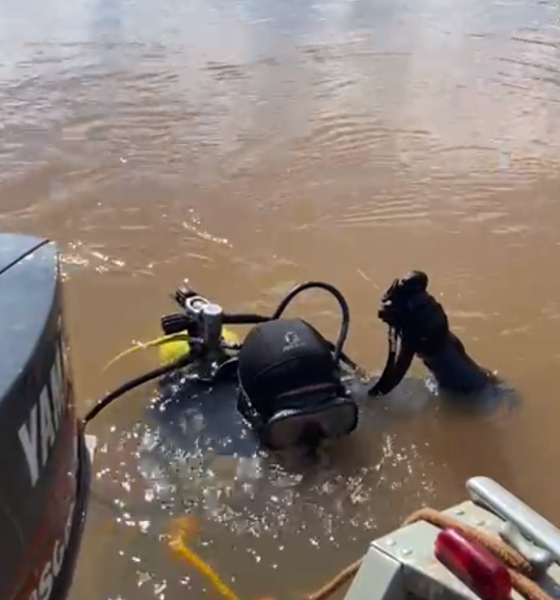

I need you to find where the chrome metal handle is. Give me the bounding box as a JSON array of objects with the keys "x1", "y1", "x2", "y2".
[
  {"x1": 499, "y1": 520, "x2": 554, "y2": 574},
  {"x1": 467, "y1": 477, "x2": 560, "y2": 563}
]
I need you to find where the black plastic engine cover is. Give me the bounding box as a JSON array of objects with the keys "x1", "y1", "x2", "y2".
[{"x1": 0, "y1": 234, "x2": 90, "y2": 600}]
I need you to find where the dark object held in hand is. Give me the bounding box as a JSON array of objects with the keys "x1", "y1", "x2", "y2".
[{"x1": 378, "y1": 271, "x2": 450, "y2": 356}]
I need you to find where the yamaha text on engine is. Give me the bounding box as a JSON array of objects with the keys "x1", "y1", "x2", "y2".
[{"x1": 0, "y1": 234, "x2": 90, "y2": 600}]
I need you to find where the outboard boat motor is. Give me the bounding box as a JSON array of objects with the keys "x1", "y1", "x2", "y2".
[{"x1": 0, "y1": 234, "x2": 90, "y2": 600}]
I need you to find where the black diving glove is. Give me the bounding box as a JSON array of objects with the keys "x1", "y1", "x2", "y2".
[
  {"x1": 379, "y1": 271, "x2": 492, "y2": 394},
  {"x1": 378, "y1": 271, "x2": 450, "y2": 356}
]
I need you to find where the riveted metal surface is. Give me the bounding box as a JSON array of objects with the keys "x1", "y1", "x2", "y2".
[{"x1": 344, "y1": 500, "x2": 560, "y2": 600}]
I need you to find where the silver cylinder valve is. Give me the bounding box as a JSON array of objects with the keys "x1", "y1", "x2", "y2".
[{"x1": 201, "y1": 303, "x2": 224, "y2": 351}]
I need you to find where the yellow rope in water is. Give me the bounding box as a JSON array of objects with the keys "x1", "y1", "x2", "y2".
[
  {"x1": 169, "y1": 535, "x2": 242, "y2": 600},
  {"x1": 167, "y1": 517, "x2": 274, "y2": 600},
  {"x1": 102, "y1": 333, "x2": 189, "y2": 371}
]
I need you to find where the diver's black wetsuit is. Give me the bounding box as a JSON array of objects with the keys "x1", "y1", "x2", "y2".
[{"x1": 418, "y1": 333, "x2": 492, "y2": 395}]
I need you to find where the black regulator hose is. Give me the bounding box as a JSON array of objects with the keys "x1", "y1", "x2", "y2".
[
  {"x1": 223, "y1": 282, "x2": 357, "y2": 369},
  {"x1": 223, "y1": 313, "x2": 270, "y2": 325},
  {"x1": 368, "y1": 333, "x2": 415, "y2": 396},
  {"x1": 270, "y1": 281, "x2": 350, "y2": 364},
  {"x1": 83, "y1": 352, "x2": 195, "y2": 425}
]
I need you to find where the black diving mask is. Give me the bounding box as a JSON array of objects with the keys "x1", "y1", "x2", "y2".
[
  {"x1": 237, "y1": 318, "x2": 359, "y2": 450},
  {"x1": 259, "y1": 394, "x2": 358, "y2": 450}
]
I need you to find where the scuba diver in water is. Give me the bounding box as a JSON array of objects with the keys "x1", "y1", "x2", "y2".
[{"x1": 85, "y1": 270, "x2": 495, "y2": 456}]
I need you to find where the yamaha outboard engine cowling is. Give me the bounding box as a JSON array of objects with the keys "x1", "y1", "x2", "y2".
[{"x1": 0, "y1": 234, "x2": 90, "y2": 600}]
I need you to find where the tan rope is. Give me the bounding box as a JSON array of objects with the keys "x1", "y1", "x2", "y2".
[
  {"x1": 306, "y1": 560, "x2": 362, "y2": 600},
  {"x1": 307, "y1": 507, "x2": 555, "y2": 600},
  {"x1": 405, "y1": 508, "x2": 533, "y2": 575}
]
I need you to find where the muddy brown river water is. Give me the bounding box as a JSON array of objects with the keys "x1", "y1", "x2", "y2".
[{"x1": 2, "y1": 0, "x2": 560, "y2": 599}]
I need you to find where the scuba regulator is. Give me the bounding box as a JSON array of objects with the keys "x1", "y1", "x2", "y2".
[{"x1": 84, "y1": 271, "x2": 431, "y2": 449}]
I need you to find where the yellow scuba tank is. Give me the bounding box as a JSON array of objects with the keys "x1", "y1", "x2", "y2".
[
  {"x1": 157, "y1": 328, "x2": 241, "y2": 366},
  {"x1": 104, "y1": 328, "x2": 241, "y2": 371}
]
